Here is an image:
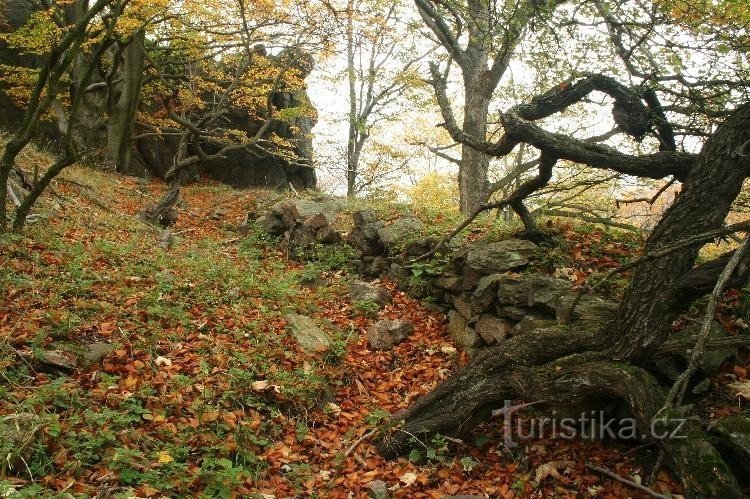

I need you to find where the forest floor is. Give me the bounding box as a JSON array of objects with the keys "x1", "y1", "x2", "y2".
[{"x1": 1, "y1": 165, "x2": 748, "y2": 498}]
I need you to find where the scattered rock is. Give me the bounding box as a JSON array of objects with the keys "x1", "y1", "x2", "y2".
[
  {"x1": 496, "y1": 275, "x2": 530, "y2": 307},
  {"x1": 350, "y1": 281, "x2": 392, "y2": 308},
  {"x1": 38, "y1": 350, "x2": 77, "y2": 371},
  {"x1": 80, "y1": 342, "x2": 116, "y2": 368},
  {"x1": 710, "y1": 414, "x2": 750, "y2": 478},
  {"x1": 367, "y1": 319, "x2": 414, "y2": 350},
  {"x1": 496, "y1": 305, "x2": 529, "y2": 321},
  {"x1": 464, "y1": 239, "x2": 538, "y2": 274},
  {"x1": 257, "y1": 213, "x2": 286, "y2": 235},
  {"x1": 654, "y1": 321, "x2": 736, "y2": 383},
  {"x1": 435, "y1": 275, "x2": 462, "y2": 293},
  {"x1": 368, "y1": 479, "x2": 390, "y2": 498},
  {"x1": 377, "y1": 217, "x2": 424, "y2": 251},
  {"x1": 474, "y1": 315, "x2": 512, "y2": 344},
  {"x1": 284, "y1": 314, "x2": 332, "y2": 352}
]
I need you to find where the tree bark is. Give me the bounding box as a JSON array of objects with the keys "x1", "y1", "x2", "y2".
[
  {"x1": 459, "y1": 75, "x2": 490, "y2": 214},
  {"x1": 108, "y1": 30, "x2": 146, "y2": 173},
  {"x1": 376, "y1": 103, "x2": 750, "y2": 497},
  {"x1": 610, "y1": 102, "x2": 750, "y2": 363}
]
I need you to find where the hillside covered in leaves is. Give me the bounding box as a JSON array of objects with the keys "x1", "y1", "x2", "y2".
[{"x1": 2, "y1": 163, "x2": 749, "y2": 498}]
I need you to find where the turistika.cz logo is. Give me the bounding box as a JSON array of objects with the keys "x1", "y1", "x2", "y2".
[{"x1": 493, "y1": 400, "x2": 687, "y2": 448}]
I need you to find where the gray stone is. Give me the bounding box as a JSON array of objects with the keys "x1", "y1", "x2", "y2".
[
  {"x1": 451, "y1": 293, "x2": 475, "y2": 321},
  {"x1": 258, "y1": 213, "x2": 286, "y2": 235},
  {"x1": 513, "y1": 317, "x2": 557, "y2": 335},
  {"x1": 658, "y1": 321, "x2": 736, "y2": 379},
  {"x1": 38, "y1": 350, "x2": 77, "y2": 370},
  {"x1": 285, "y1": 314, "x2": 332, "y2": 352},
  {"x1": 475, "y1": 315, "x2": 512, "y2": 344},
  {"x1": 465, "y1": 239, "x2": 538, "y2": 274},
  {"x1": 528, "y1": 275, "x2": 572, "y2": 311},
  {"x1": 709, "y1": 414, "x2": 750, "y2": 478},
  {"x1": 368, "y1": 479, "x2": 390, "y2": 498},
  {"x1": 350, "y1": 281, "x2": 392, "y2": 307},
  {"x1": 448, "y1": 310, "x2": 484, "y2": 355},
  {"x1": 555, "y1": 294, "x2": 618, "y2": 323},
  {"x1": 683, "y1": 321, "x2": 736, "y2": 376},
  {"x1": 377, "y1": 217, "x2": 424, "y2": 251},
  {"x1": 435, "y1": 275, "x2": 462, "y2": 293},
  {"x1": 367, "y1": 319, "x2": 414, "y2": 350},
  {"x1": 347, "y1": 211, "x2": 385, "y2": 256},
  {"x1": 80, "y1": 342, "x2": 116, "y2": 368},
  {"x1": 497, "y1": 275, "x2": 530, "y2": 306},
  {"x1": 472, "y1": 274, "x2": 503, "y2": 312},
  {"x1": 369, "y1": 256, "x2": 390, "y2": 276},
  {"x1": 496, "y1": 305, "x2": 530, "y2": 321},
  {"x1": 316, "y1": 226, "x2": 342, "y2": 244},
  {"x1": 276, "y1": 198, "x2": 344, "y2": 226}
]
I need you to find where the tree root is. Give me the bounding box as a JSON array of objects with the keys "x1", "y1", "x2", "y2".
[{"x1": 375, "y1": 327, "x2": 747, "y2": 498}]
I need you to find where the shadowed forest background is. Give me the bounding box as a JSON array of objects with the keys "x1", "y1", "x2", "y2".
[{"x1": 1, "y1": 0, "x2": 750, "y2": 497}]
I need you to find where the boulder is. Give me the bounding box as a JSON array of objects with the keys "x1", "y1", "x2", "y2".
[
  {"x1": 527, "y1": 275, "x2": 572, "y2": 311},
  {"x1": 347, "y1": 211, "x2": 385, "y2": 256},
  {"x1": 472, "y1": 274, "x2": 503, "y2": 312},
  {"x1": 435, "y1": 275, "x2": 462, "y2": 293},
  {"x1": 367, "y1": 319, "x2": 414, "y2": 350},
  {"x1": 377, "y1": 217, "x2": 424, "y2": 251},
  {"x1": 653, "y1": 321, "x2": 736, "y2": 383},
  {"x1": 554, "y1": 294, "x2": 618, "y2": 323},
  {"x1": 448, "y1": 310, "x2": 483, "y2": 355},
  {"x1": 285, "y1": 314, "x2": 332, "y2": 352},
  {"x1": 710, "y1": 414, "x2": 750, "y2": 478},
  {"x1": 257, "y1": 213, "x2": 286, "y2": 235},
  {"x1": 497, "y1": 275, "x2": 530, "y2": 307},
  {"x1": 37, "y1": 350, "x2": 77, "y2": 371},
  {"x1": 451, "y1": 293, "x2": 475, "y2": 321},
  {"x1": 316, "y1": 226, "x2": 342, "y2": 245},
  {"x1": 350, "y1": 281, "x2": 392, "y2": 308},
  {"x1": 496, "y1": 305, "x2": 530, "y2": 321},
  {"x1": 80, "y1": 342, "x2": 116, "y2": 368},
  {"x1": 475, "y1": 315, "x2": 512, "y2": 344},
  {"x1": 465, "y1": 239, "x2": 538, "y2": 274}
]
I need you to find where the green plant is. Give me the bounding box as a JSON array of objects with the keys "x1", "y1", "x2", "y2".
[
  {"x1": 200, "y1": 457, "x2": 250, "y2": 498},
  {"x1": 352, "y1": 299, "x2": 380, "y2": 318}
]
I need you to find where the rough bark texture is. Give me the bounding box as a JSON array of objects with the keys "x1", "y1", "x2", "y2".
[
  {"x1": 611, "y1": 102, "x2": 750, "y2": 363},
  {"x1": 108, "y1": 31, "x2": 146, "y2": 174}
]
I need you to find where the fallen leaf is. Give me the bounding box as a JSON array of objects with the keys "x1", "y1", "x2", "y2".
[{"x1": 400, "y1": 472, "x2": 418, "y2": 486}]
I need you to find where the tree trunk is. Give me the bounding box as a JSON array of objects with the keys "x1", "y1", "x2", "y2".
[
  {"x1": 610, "y1": 102, "x2": 750, "y2": 363},
  {"x1": 346, "y1": 0, "x2": 358, "y2": 198},
  {"x1": 108, "y1": 30, "x2": 145, "y2": 173},
  {"x1": 376, "y1": 103, "x2": 750, "y2": 497},
  {"x1": 458, "y1": 76, "x2": 490, "y2": 214}
]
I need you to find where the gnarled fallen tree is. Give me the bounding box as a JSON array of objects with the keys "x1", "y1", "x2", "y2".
[{"x1": 377, "y1": 2, "x2": 750, "y2": 495}]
